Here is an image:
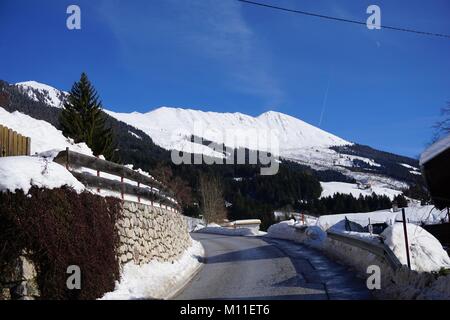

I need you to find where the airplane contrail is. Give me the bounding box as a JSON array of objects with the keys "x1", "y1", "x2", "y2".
[{"x1": 319, "y1": 71, "x2": 332, "y2": 127}]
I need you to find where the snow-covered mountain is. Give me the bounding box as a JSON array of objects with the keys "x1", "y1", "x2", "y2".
[
  {"x1": 11, "y1": 80, "x2": 421, "y2": 192},
  {"x1": 106, "y1": 107, "x2": 351, "y2": 158},
  {"x1": 15, "y1": 81, "x2": 68, "y2": 109}
]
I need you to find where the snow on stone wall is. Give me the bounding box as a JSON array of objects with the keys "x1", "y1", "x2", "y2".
[{"x1": 116, "y1": 201, "x2": 192, "y2": 266}]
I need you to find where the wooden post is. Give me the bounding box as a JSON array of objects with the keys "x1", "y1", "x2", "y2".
[
  {"x1": 26, "y1": 137, "x2": 31, "y2": 156},
  {"x1": 22, "y1": 136, "x2": 27, "y2": 155},
  {"x1": 65, "y1": 147, "x2": 69, "y2": 169},
  {"x1": 8, "y1": 129, "x2": 13, "y2": 156},
  {"x1": 2, "y1": 126, "x2": 8, "y2": 156},
  {"x1": 120, "y1": 175, "x2": 124, "y2": 200},
  {"x1": 12, "y1": 132, "x2": 17, "y2": 156},
  {"x1": 402, "y1": 208, "x2": 411, "y2": 269},
  {"x1": 302, "y1": 213, "x2": 305, "y2": 225},
  {"x1": 137, "y1": 182, "x2": 141, "y2": 203},
  {"x1": 96, "y1": 156, "x2": 100, "y2": 193},
  {"x1": 17, "y1": 135, "x2": 22, "y2": 156}
]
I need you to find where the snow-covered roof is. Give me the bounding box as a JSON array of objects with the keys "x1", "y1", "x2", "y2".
[{"x1": 420, "y1": 133, "x2": 450, "y2": 165}]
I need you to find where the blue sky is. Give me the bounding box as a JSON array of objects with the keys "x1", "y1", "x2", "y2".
[{"x1": 1, "y1": 0, "x2": 449, "y2": 158}]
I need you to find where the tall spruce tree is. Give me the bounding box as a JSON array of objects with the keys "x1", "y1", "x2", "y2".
[{"x1": 60, "y1": 73, "x2": 116, "y2": 159}]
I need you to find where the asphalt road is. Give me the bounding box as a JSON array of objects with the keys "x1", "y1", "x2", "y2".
[{"x1": 175, "y1": 233, "x2": 371, "y2": 300}]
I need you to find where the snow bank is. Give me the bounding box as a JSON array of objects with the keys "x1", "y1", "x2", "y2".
[
  {"x1": 0, "y1": 107, "x2": 92, "y2": 155},
  {"x1": 0, "y1": 156, "x2": 85, "y2": 194},
  {"x1": 195, "y1": 220, "x2": 264, "y2": 236},
  {"x1": 381, "y1": 224, "x2": 450, "y2": 272},
  {"x1": 101, "y1": 240, "x2": 204, "y2": 300}
]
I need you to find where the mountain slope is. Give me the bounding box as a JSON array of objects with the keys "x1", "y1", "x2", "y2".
[{"x1": 16, "y1": 81, "x2": 68, "y2": 109}]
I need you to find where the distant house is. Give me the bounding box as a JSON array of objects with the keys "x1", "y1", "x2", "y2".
[
  {"x1": 273, "y1": 211, "x2": 301, "y2": 222},
  {"x1": 357, "y1": 181, "x2": 371, "y2": 190},
  {"x1": 420, "y1": 133, "x2": 450, "y2": 210}
]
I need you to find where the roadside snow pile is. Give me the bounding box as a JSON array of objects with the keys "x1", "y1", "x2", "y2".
[
  {"x1": 381, "y1": 224, "x2": 450, "y2": 272},
  {"x1": 328, "y1": 220, "x2": 379, "y2": 242},
  {"x1": 0, "y1": 156, "x2": 85, "y2": 194},
  {"x1": 101, "y1": 240, "x2": 204, "y2": 300},
  {"x1": 195, "y1": 225, "x2": 259, "y2": 236},
  {"x1": 195, "y1": 220, "x2": 264, "y2": 236},
  {"x1": 266, "y1": 220, "x2": 303, "y2": 241},
  {"x1": 0, "y1": 107, "x2": 92, "y2": 155},
  {"x1": 266, "y1": 220, "x2": 326, "y2": 247}
]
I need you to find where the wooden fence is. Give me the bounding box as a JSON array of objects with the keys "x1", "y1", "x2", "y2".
[
  {"x1": 0, "y1": 124, "x2": 31, "y2": 157},
  {"x1": 53, "y1": 148, "x2": 180, "y2": 211}
]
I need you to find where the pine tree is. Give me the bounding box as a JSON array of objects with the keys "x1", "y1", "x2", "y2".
[{"x1": 60, "y1": 73, "x2": 116, "y2": 159}]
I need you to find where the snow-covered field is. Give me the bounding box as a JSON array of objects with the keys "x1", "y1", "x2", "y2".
[
  {"x1": 0, "y1": 107, "x2": 92, "y2": 155},
  {"x1": 320, "y1": 181, "x2": 402, "y2": 199},
  {"x1": 101, "y1": 240, "x2": 204, "y2": 300}
]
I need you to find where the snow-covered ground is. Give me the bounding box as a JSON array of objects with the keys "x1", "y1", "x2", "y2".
[
  {"x1": 320, "y1": 181, "x2": 402, "y2": 200},
  {"x1": 0, "y1": 156, "x2": 85, "y2": 194},
  {"x1": 266, "y1": 220, "x2": 326, "y2": 247},
  {"x1": 101, "y1": 240, "x2": 204, "y2": 300},
  {"x1": 0, "y1": 107, "x2": 92, "y2": 155}
]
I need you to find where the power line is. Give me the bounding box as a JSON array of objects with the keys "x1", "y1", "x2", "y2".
[{"x1": 238, "y1": 0, "x2": 450, "y2": 39}]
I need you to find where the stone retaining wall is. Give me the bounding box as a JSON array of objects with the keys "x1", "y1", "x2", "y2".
[
  {"x1": 116, "y1": 201, "x2": 192, "y2": 265},
  {"x1": 0, "y1": 255, "x2": 39, "y2": 300}
]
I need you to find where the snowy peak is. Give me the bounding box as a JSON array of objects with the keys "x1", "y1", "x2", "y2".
[
  {"x1": 256, "y1": 110, "x2": 349, "y2": 149},
  {"x1": 15, "y1": 81, "x2": 68, "y2": 108},
  {"x1": 106, "y1": 106, "x2": 351, "y2": 156}
]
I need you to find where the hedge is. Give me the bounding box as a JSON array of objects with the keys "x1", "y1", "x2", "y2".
[{"x1": 0, "y1": 186, "x2": 122, "y2": 299}]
